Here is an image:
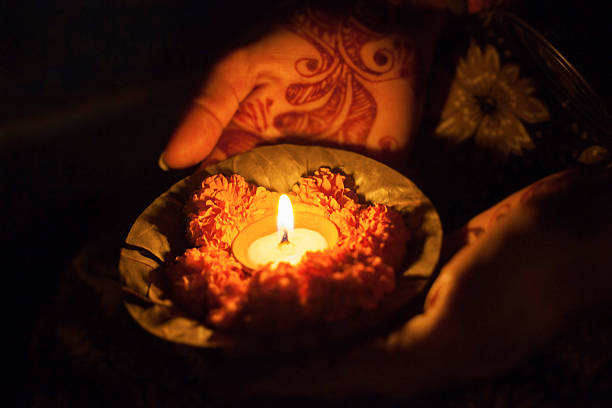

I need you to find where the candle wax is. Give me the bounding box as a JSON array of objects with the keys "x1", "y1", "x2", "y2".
[{"x1": 247, "y1": 228, "x2": 328, "y2": 268}]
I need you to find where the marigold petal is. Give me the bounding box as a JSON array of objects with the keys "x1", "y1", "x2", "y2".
[{"x1": 170, "y1": 168, "x2": 409, "y2": 330}]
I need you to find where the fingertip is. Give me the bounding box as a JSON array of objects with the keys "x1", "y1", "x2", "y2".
[
  {"x1": 386, "y1": 313, "x2": 431, "y2": 351},
  {"x1": 161, "y1": 48, "x2": 256, "y2": 170},
  {"x1": 162, "y1": 104, "x2": 224, "y2": 169}
]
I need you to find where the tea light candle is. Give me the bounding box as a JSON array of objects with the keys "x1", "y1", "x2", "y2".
[{"x1": 232, "y1": 194, "x2": 338, "y2": 269}]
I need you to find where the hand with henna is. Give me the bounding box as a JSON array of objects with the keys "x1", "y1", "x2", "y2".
[{"x1": 159, "y1": 5, "x2": 447, "y2": 171}]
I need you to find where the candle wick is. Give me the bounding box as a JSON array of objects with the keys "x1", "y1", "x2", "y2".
[{"x1": 280, "y1": 229, "x2": 290, "y2": 245}]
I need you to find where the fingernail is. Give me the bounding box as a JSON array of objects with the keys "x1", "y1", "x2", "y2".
[{"x1": 158, "y1": 153, "x2": 169, "y2": 171}]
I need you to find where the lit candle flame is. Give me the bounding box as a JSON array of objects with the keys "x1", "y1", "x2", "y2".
[{"x1": 277, "y1": 194, "x2": 294, "y2": 244}]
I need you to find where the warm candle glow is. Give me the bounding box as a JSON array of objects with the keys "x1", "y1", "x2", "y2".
[
  {"x1": 232, "y1": 195, "x2": 339, "y2": 270},
  {"x1": 277, "y1": 194, "x2": 294, "y2": 244}
]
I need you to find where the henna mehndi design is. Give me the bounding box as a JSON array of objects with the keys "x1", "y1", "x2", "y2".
[
  {"x1": 274, "y1": 10, "x2": 413, "y2": 146},
  {"x1": 233, "y1": 98, "x2": 274, "y2": 133},
  {"x1": 214, "y1": 10, "x2": 411, "y2": 164}
]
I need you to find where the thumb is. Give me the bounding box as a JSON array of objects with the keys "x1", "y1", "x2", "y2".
[{"x1": 161, "y1": 50, "x2": 255, "y2": 169}]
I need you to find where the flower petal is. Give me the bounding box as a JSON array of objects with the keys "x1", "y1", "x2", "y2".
[
  {"x1": 466, "y1": 41, "x2": 484, "y2": 69},
  {"x1": 458, "y1": 43, "x2": 497, "y2": 94},
  {"x1": 476, "y1": 111, "x2": 534, "y2": 157},
  {"x1": 440, "y1": 83, "x2": 471, "y2": 119},
  {"x1": 436, "y1": 106, "x2": 482, "y2": 143},
  {"x1": 515, "y1": 95, "x2": 550, "y2": 124},
  {"x1": 577, "y1": 145, "x2": 609, "y2": 165},
  {"x1": 482, "y1": 44, "x2": 501, "y2": 74}
]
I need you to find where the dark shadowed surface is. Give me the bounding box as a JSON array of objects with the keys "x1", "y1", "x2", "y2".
[{"x1": 5, "y1": 0, "x2": 612, "y2": 406}]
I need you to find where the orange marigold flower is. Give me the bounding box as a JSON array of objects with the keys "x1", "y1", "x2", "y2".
[{"x1": 167, "y1": 168, "x2": 410, "y2": 331}]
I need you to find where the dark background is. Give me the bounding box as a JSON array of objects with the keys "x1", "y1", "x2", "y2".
[
  {"x1": 4, "y1": 0, "x2": 611, "y2": 405},
  {"x1": 4, "y1": 1, "x2": 292, "y2": 404},
  {"x1": 4, "y1": 0, "x2": 291, "y2": 343}
]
